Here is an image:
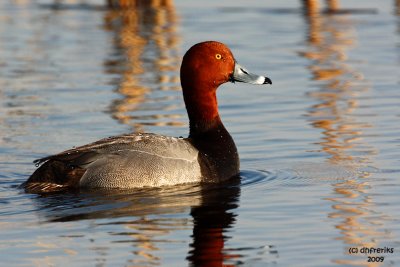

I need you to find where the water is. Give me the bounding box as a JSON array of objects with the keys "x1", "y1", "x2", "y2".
[{"x1": 1, "y1": 0, "x2": 399, "y2": 266}]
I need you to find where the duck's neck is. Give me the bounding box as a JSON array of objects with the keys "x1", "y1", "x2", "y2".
[
  {"x1": 183, "y1": 88, "x2": 221, "y2": 136},
  {"x1": 183, "y1": 86, "x2": 239, "y2": 180}
]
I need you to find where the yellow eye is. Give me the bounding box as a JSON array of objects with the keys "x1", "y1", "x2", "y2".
[{"x1": 215, "y1": 54, "x2": 222, "y2": 60}]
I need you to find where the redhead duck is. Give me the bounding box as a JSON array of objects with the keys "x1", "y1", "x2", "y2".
[{"x1": 23, "y1": 41, "x2": 271, "y2": 193}]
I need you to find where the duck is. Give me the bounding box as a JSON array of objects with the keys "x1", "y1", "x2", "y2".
[{"x1": 23, "y1": 41, "x2": 271, "y2": 193}]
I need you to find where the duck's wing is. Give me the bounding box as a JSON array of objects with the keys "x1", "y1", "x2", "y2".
[
  {"x1": 33, "y1": 133, "x2": 146, "y2": 167},
  {"x1": 25, "y1": 134, "x2": 148, "y2": 193},
  {"x1": 25, "y1": 133, "x2": 203, "y2": 192}
]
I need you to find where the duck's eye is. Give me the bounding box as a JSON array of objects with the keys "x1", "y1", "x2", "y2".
[{"x1": 215, "y1": 54, "x2": 222, "y2": 60}]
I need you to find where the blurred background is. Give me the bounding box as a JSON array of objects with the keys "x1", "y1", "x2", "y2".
[{"x1": 0, "y1": 1, "x2": 399, "y2": 266}]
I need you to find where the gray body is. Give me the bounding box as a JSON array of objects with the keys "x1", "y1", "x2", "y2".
[{"x1": 25, "y1": 133, "x2": 203, "y2": 191}]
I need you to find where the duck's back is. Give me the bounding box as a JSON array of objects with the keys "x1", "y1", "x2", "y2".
[{"x1": 24, "y1": 133, "x2": 203, "y2": 192}]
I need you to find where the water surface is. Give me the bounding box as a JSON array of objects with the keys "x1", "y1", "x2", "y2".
[{"x1": 0, "y1": 0, "x2": 399, "y2": 266}]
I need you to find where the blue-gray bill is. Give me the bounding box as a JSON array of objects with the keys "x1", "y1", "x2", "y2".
[{"x1": 230, "y1": 61, "x2": 272, "y2": 85}]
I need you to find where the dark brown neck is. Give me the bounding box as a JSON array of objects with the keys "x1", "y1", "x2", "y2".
[{"x1": 183, "y1": 86, "x2": 239, "y2": 180}]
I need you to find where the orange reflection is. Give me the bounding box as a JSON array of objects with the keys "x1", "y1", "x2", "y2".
[
  {"x1": 396, "y1": 0, "x2": 400, "y2": 35},
  {"x1": 326, "y1": 0, "x2": 340, "y2": 12},
  {"x1": 302, "y1": 0, "x2": 340, "y2": 14},
  {"x1": 103, "y1": 0, "x2": 183, "y2": 132},
  {"x1": 301, "y1": 1, "x2": 368, "y2": 164},
  {"x1": 301, "y1": 2, "x2": 387, "y2": 266}
]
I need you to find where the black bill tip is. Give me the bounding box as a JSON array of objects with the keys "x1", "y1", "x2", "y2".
[{"x1": 263, "y1": 77, "x2": 272, "y2": 85}]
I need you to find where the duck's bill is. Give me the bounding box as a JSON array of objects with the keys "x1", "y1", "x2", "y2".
[{"x1": 230, "y1": 62, "x2": 272, "y2": 85}]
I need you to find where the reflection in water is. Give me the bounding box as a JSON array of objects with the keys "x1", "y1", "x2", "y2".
[
  {"x1": 397, "y1": 0, "x2": 400, "y2": 16},
  {"x1": 302, "y1": 0, "x2": 339, "y2": 16},
  {"x1": 396, "y1": 0, "x2": 400, "y2": 37},
  {"x1": 187, "y1": 179, "x2": 241, "y2": 267},
  {"x1": 31, "y1": 180, "x2": 241, "y2": 266},
  {"x1": 301, "y1": 3, "x2": 389, "y2": 266},
  {"x1": 103, "y1": 0, "x2": 183, "y2": 132},
  {"x1": 301, "y1": 1, "x2": 371, "y2": 164}
]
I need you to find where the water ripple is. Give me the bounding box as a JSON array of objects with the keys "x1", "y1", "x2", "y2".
[{"x1": 240, "y1": 162, "x2": 360, "y2": 190}]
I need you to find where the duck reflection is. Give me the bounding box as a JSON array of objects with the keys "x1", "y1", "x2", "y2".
[
  {"x1": 301, "y1": 2, "x2": 388, "y2": 266},
  {"x1": 30, "y1": 179, "x2": 241, "y2": 266},
  {"x1": 103, "y1": 0, "x2": 183, "y2": 132},
  {"x1": 187, "y1": 178, "x2": 241, "y2": 267}
]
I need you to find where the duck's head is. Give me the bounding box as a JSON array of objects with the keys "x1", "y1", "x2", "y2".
[
  {"x1": 180, "y1": 41, "x2": 271, "y2": 90},
  {"x1": 180, "y1": 41, "x2": 271, "y2": 133}
]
